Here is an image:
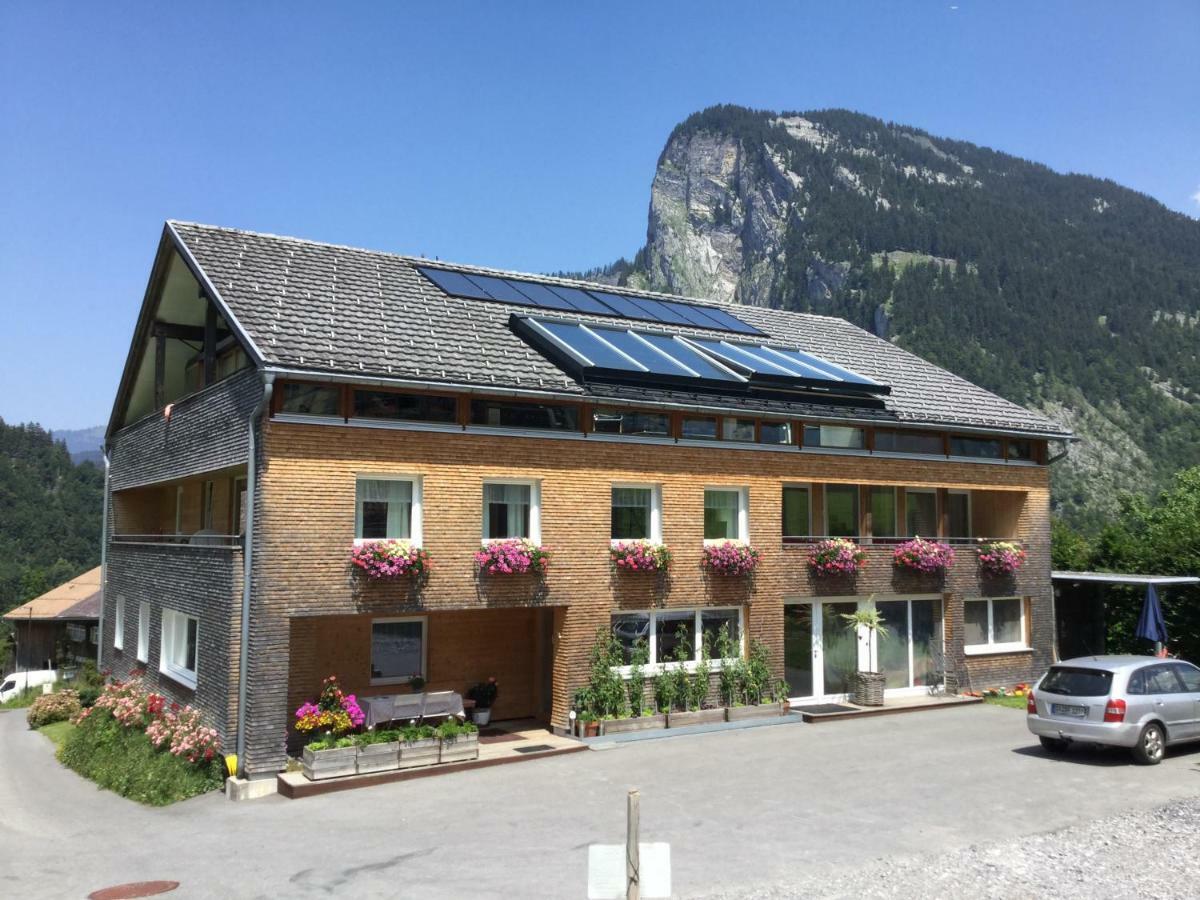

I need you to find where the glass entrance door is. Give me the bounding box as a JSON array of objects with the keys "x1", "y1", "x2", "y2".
[
  {"x1": 821, "y1": 601, "x2": 860, "y2": 695},
  {"x1": 783, "y1": 603, "x2": 815, "y2": 699},
  {"x1": 874, "y1": 597, "x2": 943, "y2": 690}
]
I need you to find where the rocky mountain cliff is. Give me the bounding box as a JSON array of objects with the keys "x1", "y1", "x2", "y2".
[{"x1": 584, "y1": 106, "x2": 1200, "y2": 528}]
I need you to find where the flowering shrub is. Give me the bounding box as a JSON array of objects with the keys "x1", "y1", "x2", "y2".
[
  {"x1": 978, "y1": 541, "x2": 1026, "y2": 576},
  {"x1": 71, "y1": 677, "x2": 221, "y2": 766},
  {"x1": 702, "y1": 542, "x2": 760, "y2": 576},
  {"x1": 294, "y1": 675, "x2": 365, "y2": 739},
  {"x1": 474, "y1": 539, "x2": 551, "y2": 575},
  {"x1": 610, "y1": 540, "x2": 672, "y2": 572},
  {"x1": 26, "y1": 690, "x2": 81, "y2": 729},
  {"x1": 807, "y1": 538, "x2": 865, "y2": 576},
  {"x1": 350, "y1": 540, "x2": 430, "y2": 579},
  {"x1": 893, "y1": 537, "x2": 955, "y2": 573}
]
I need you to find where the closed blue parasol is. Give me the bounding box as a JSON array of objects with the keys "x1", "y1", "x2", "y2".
[{"x1": 1135, "y1": 584, "x2": 1168, "y2": 645}]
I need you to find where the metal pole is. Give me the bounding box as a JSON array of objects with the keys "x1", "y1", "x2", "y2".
[{"x1": 627, "y1": 788, "x2": 640, "y2": 900}]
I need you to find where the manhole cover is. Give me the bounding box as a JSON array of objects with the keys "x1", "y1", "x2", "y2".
[{"x1": 89, "y1": 881, "x2": 179, "y2": 900}]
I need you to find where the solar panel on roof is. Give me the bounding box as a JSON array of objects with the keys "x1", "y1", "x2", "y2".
[
  {"x1": 416, "y1": 265, "x2": 763, "y2": 335},
  {"x1": 511, "y1": 315, "x2": 889, "y2": 400}
]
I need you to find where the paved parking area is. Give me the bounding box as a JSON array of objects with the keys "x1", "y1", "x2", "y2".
[{"x1": 2, "y1": 704, "x2": 1198, "y2": 899}]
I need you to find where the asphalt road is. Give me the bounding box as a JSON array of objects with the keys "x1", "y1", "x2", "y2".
[{"x1": 2, "y1": 704, "x2": 1198, "y2": 899}]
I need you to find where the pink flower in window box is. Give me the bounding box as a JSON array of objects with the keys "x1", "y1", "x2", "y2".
[
  {"x1": 807, "y1": 538, "x2": 865, "y2": 576},
  {"x1": 893, "y1": 537, "x2": 955, "y2": 574},
  {"x1": 978, "y1": 541, "x2": 1026, "y2": 576},
  {"x1": 474, "y1": 538, "x2": 551, "y2": 575},
  {"x1": 610, "y1": 540, "x2": 672, "y2": 572},
  {"x1": 702, "y1": 541, "x2": 760, "y2": 576},
  {"x1": 350, "y1": 540, "x2": 430, "y2": 579}
]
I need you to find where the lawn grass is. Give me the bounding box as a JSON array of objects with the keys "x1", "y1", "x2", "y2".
[
  {"x1": 38, "y1": 720, "x2": 76, "y2": 749},
  {"x1": 984, "y1": 694, "x2": 1028, "y2": 709}
]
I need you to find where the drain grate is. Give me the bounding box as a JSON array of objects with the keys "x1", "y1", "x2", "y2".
[
  {"x1": 793, "y1": 703, "x2": 858, "y2": 714},
  {"x1": 89, "y1": 882, "x2": 179, "y2": 900},
  {"x1": 513, "y1": 744, "x2": 555, "y2": 753}
]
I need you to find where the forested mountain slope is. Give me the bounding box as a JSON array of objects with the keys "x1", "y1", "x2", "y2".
[{"x1": 583, "y1": 106, "x2": 1200, "y2": 528}]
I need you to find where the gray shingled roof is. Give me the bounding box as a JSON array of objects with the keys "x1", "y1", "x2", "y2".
[{"x1": 169, "y1": 221, "x2": 1069, "y2": 438}]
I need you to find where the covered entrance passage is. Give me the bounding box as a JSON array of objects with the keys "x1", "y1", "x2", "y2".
[{"x1": 784, "y1": 596, "x2": 944, "y2": 701}]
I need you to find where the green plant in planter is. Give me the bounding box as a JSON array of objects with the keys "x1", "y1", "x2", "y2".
[
  {"x1": 839, "y1": 606, "x2": 889, "y2": 673},
  {"x1": 434, "y1": 719, "x2": 478, "y2": 741},
  {"x1": 306, "y1": 735, "x2": 355, "y2": 751},
  {"x1": 584, "y1": 627, "x2": 628, "y2": 719},
  {"x1": 670, "y1": 624, "x2": 692, "y2": 711},
  {"x1": 399, "y1": 723, "x2": 436, "y2": 743},
  {"x1": 652, "y1": 668, "x2": 675, "y2": 714},
  {"x1": 740, "y1": 639, "x2": 773, "y2": 705},
  {"x1": 627, "y1": 638, "x2": 648, "y2": 717},
  {"x1": 689, "y1": 633, "x2": 712, "y2": 710},
  {"x1": 355, "y1": 729, "x2": 401, "y2": 747},
  {"x1": 715, "y1": 623, "x2": 739, "y2": 706}
]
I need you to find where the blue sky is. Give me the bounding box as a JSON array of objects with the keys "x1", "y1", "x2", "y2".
[{"x1": 1, "y1": 1, "x2": 1197, "y2": 430}]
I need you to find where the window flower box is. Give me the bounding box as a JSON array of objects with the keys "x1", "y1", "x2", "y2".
[
  {"x1": 892, "y1": 537, "x2": 955, "y2": 574},
  {"x1": 610, "y1": 540, "x2": 672, "y2": 573},
  {"x1": 302, "y1": 742, "x2": 357, "y2": 780},
  {"x1": 701, "y1": 542, "x2": 760, "y2": 576},
  {"x1": 725, "y1": 701, "x2": 787, "y2": 722},
  {"x1": 807, "y1": 538, "x2": 865, "y2": 576},
  {"x1": 601, "y1": 713, "x2": 666, "y2": 735},
  {"x1": 978, "y1": 541, "x2": 1026, "y2": 576},
  {"x1": 474, "y1": 539, "x2": 551, "y2": 576},
  {"x1": 350, "y1": 540, "x2": 430, "y2": 579},
  {"x1": 355, "y1": 738, "x2": 400, "y2": 775},
  {"x1": 666, "y1": 708, "x2": 726, "y2": 728}
]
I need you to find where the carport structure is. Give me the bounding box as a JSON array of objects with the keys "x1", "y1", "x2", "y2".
[{"x1": 1052, "y1": 571, "x2": 1200, "y2": 660}]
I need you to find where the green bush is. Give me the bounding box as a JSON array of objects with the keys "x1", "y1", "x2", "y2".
[
  {"x1": 1, "y1": 686, "x2": 43, "y2": 709},
  {"x1": 59, "y1": 708, "x2": 223, "y2": 806},
  {"x1": 27, "y1": 690, "x2": 81, "y2": 728}
]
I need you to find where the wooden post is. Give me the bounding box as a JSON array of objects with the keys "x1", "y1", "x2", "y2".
[{"x1": 626, "y1": 788, "x2": 640, "y2": 900}]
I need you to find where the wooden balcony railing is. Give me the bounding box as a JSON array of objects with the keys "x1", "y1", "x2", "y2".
[{"x1": 111, "y1": 532, "x2": 244, "y2": 550}]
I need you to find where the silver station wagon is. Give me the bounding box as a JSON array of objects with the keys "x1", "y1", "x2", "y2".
[{"x1": 1026, "y1": 655, "x2": 1200, "y2": 765}]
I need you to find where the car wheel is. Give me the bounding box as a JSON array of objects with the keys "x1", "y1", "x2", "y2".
[
  {"x1": 1132, "y1": 723, "x2": 1166, "y2": 765},
  {"x1": 1039, "y1": 736, "x2": 1069, "y2": 753}
]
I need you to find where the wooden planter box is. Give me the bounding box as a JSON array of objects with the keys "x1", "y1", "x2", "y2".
[
  {"x1": 667, "y1": 708, "x2": 725, "y2": 728},
  {"x1": 301, "y1": 745, "x2": 357, "y2": 781},
  {"x1": 602, "y1": 713, "x2": 667, "y2": 735},
  {"x1": 438, "y1": 733, "x2": 480, "y2": 764},
  {"x1": 725, "y1": 702, "x2": 786, "y2": 722},
  {"x1": 398, "y1": 737, "x2": 440, "y2": 769},
  {"x1": 355, "y1": 741, "x2": 400, "y2": 775}
]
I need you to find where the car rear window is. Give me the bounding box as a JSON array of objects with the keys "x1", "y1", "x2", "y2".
[{"x1": 1040, "y1": 667, "x2": 1113, "y2": 697}]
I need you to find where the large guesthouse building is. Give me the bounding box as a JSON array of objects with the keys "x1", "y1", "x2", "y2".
[{"x1": 100, "y1": 222, "x2": 1070, "y2": 777}]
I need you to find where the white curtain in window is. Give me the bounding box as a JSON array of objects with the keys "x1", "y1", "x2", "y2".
[
  {"x1": 612, "y1": 488, "x2": 651, "y2": 510},
  {"x1": 704, "y1": 489, "x2": 740, "y2": 540},
  {"x1": 357, "y1": 479, "x2": 413, "y2": 539},
  {"x1": 484, "y1": 483, "x2": 530, "y2": 537}
]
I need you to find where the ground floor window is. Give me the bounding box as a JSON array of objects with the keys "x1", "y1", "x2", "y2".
[
  {"x1": 611, "y1": 607, "x2": 742, "y2": 668},
  {"x1": 137, "y1": 602, "x2": 150, "y2": 663},
  {"x1": 160, "y1": 609, "x2": 198, "y2": 688},
  {"x1": 963, "y1": 596, "x2": 1027, "y2": 654},
  {"x1": 370, "y1": 617, "x2": 426, "y2": 685},
  {"x1": 113, "y1": 597, "x2": 125, "y2": 650}
]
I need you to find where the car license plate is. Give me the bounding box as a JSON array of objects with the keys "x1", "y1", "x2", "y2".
[{"x1": 1052, "y1": 703, "x2": 1087, "y2": 718}]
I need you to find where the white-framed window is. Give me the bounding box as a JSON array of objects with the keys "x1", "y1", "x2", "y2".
[
  {"x1": 137, "y1": 602, "x2": 150, "y2": 663},
  {"x1": 905, "y1": 488, "x2": 938, "y2": 537},
  {"x1": 703, "y1": 487, "x2": 748, "y2": 542},
  {"x1": 112, "y1": 596, "x2": 125, "y2": 651},
  {"x1": 370, "y1": 616, "x2": 427, "y2": 685},
  {"x1": 782, "y1": 484, "x2": 811, "y2": 541},
  {"x1": 963, "y1": 597, "x2": 1027, "y2": 654},
  {"x1": 482, "y1": 479, "x2": 540, "y2": 542},
  {"x1": 610, "y1": 607, "x2": 743, "y2": 671},
  {"x1": 355, "y1": 476, "x2": 422, "y2": 544},
  {"x1": 947, "y1": 490, "x2": 971, "y2": 539},
  {"x1": 160, "y1": 608, "x2": 199, "y2": 688},
  {"x1": 611, "y1": 484, "x2": 662, "y2": 543}
]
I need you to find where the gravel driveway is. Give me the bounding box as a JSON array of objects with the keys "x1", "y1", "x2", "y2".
[{"x1": 703, "y1": 797, "x2": 1200, "y2": 899}]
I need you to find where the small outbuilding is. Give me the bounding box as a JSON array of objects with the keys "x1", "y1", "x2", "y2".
[
  {"x1": 1052, "y1": 571, "x2": 1200, "y2": 660},
  {"x1": 3, "y1": 567, "x2": 102, "y2": 671}
]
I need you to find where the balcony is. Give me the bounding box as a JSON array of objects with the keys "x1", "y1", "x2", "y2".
[{"x1": 111, "y1": 532, "x2": 244, "y2": 550}]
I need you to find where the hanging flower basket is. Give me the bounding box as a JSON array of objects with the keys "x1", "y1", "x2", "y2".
[
  {"x1": 702, "y1": 542, "x2": 760, "y2": 576},
  {"x1": 350, "y1": 540, "x2": 430, "y2": 579},
  {"x1": 893, "y1": 537, "x2": 955, "y2": 573},
  {"x1": 807, "y1": 538, "x2": 865, "y2": 576},
  {"x1": 610, "y1": 540, "x2": 672, "y2": 573},
  {"x1": 474, "y1": 538, "x2": 551, "y2": 575},
  {"x1": 978, "y1": 541, "x2": 1026, "y2": 576}
]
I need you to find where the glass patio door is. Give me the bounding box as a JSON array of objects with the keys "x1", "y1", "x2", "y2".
[
  {"x1": 783, "y1": 602, "x2": 816, "y2": 699},
  {"x1": 873, "y1": 597, "x2": 943, "y2": 690},
  {"x1": 821, "y1": 601, "x2": 860, "y2": 695}
]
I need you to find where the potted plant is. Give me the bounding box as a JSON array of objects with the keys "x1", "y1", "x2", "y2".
[
  {"x1": 474, "y1": 539, "x2": 551, "y2": 575},
  {"x1": 978, "y1": 540, "x2": 1026, "y2": 576},
  {"x1": 579, "y1": 711, "x2": 601, "y2": 738},
  {"x1": 610, "y1": 540, "x2": 672, "y2": 573},
  {"x1": 409, "y1": 675, "x2": 426, "y2": 693},
  {"x1": 701, "y1": 541, "x2": 760, "y2": 576},
  {"x1": 350, "y1": 539, "x2": 431, "y2": 579},
  {"x1": 295, "y1": 675, "x2": 366, "y2": 780},
  {"x1": 436, "y1": 718, "x2": 479, "y2": 763},
  {"x1": 354, "y1": 728, "x2": 400, "y2": 774},
  {"x1": 840, "y1": 605, "x2": 890, "y2": 707},
  {"x1": 397, "y1": 723, "x2": 439, "y2": 769},
  {"x1": 467, "y1": 677, "x2": 498, "y2": 725},
  {"x1": 893, "y1": 536, "x2": 954, "y2": 574},
  {"x1": 723, "y1": 633, "x2": 788, "y2": 721},
  {"x1": 600, "y1": 637, "x2": 666, "y2": 735},
  {"x1": 667, "y1": 630, "x2": 723, "y2": 727},
  {"x1": 807, "y1": 538, "x2": 865, "y2": 576}
]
